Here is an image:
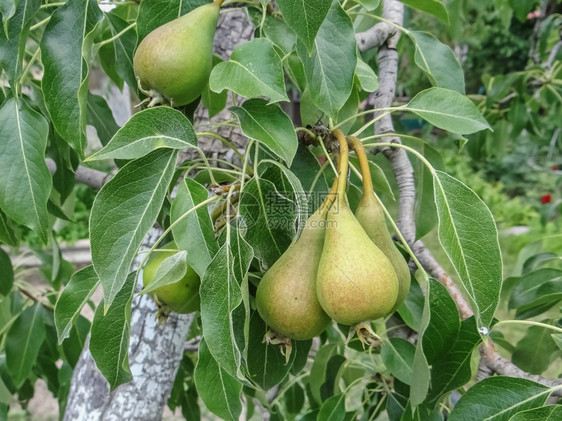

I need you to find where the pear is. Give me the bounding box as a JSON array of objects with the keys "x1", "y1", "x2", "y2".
[
  {"x1": 316, "y1": 130, "x2": 398, "y2": 325},
  {"x1": 143, "y1": 241, "x2": 200, "y2": 314},
  {"x1": 255, "y1": 180, "x2": 338, "y2": 340},
  {"x1": 133, "y1": 0, "x2": 222, "y2": 106},
  {"x1": 348, "y1": 136, "x2": 411, "y2": 310}
]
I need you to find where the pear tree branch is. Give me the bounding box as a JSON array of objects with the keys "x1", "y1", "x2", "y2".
[
  {"x1": 359, "y1": 0, "x2": 562, "y2": 393},
  {"x1": 46, "y1": 158, "x2": 111, "y2": 190}
]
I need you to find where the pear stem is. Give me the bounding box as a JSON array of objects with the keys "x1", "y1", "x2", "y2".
[
  {"x1": 347, "y1": 136, "x2": 374, "y2": 197},
  {"x1": 214, "y1": 0, "x2": 225, "y2": 7},
  {"x1": 316, "y1": 176, "x2": 339, "y2": 218},
  {"x1": 332, "y1": 129, "x2": 349, "y2": 205}
]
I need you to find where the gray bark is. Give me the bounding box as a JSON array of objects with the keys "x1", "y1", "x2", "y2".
[{"x1": 63, "y1": 10, "x2": 253, "y2": 421}]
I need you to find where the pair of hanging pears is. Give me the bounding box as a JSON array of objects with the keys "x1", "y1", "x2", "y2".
[{"x1": 256, "y1": 130, "x2": 411, "y2": 340}]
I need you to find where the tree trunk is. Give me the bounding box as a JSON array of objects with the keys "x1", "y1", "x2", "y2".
[{"x1": 63, "y1": 10, "x2": 253, "y2": 420}]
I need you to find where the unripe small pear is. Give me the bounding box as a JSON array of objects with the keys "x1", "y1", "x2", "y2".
[{"x1": 143, "y1": 241, "x2": 200, "y2": 314}]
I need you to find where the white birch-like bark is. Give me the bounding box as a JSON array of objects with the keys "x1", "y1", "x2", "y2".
[{"x1": 63, "y1": 10, "x2": 253, "y2": 420}]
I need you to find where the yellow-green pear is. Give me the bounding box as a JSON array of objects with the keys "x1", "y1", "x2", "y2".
[
  {"x1": 133, "y1": 0, "x2": 222, "y2": 106},
  {"x1": 349, "y1": 136, "x2": 411, "y2": 310},
  {"x1": 316, "y1": 131, "x2": 399, "y2": 325},
  {"x1": 255, "y1": 181, "x2": 337, "y2": 340}
]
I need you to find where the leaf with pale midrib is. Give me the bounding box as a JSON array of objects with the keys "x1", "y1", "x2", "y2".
[
  {"x1": 194, "y1": 339, "x2": 242, "y2": 421},
  {"x1": 90, "y1": 148, "x2": 178, "y2": 311},
  {"x1": 0, "y1": 98, "x2": 51, "y2": 244},
  {"x1": 275, "y1": 0, "x2": 332, "y2": 53},
  {"x1": 449, "y1": 376, "x2": 554, "y2": 421},
  {"x1": 433, "y1": 170, "x2": 502, "y2": 332},
  {"x1": 90, "y1": 272, "x2": 136, "y2": 391},
  {"x1": 86, "y1": 107, "x2": 197, "y2": 161},
  {"x1": 40, "y1": 0, "x2": 104, "y2": 154},
  {"x1": 5, "y1": 303, "x2": 46, "y2": 387},
  {"x1": 406, "y1": 88, "x2": 490, "y2": 134},
  {"x1": 54, "y1": 265, "x2": 99, "y2": 343}
]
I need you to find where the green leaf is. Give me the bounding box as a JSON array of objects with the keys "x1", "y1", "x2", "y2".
[
  {"x1": 261, "y1": 13, "x2": 296, "y2": 55},
  {"x1": 552, "y1": 334, "x2": 562, "y2": 350},
  {"x1": 230, "y1": 99, "x2": 298, "y2": 165},
  {"x1": 426, "y1": 317, "x2": 482, "y2": 404},
  {"x1": 40, "y1": 0, "x2": 104, "y2": 155},
  {"x1": 433, "y1": 170, "x2": 502, "y2": 332},
  {"x1": 422, "y1": 278, "x2": 460, "y2": 364},
  {"x1": 355, "y1": 58, "x2": 378, "y2": 92},
  {"x1": 449, "y1": 377, "x2": 553, "y2": 421},
  {"x1": 512, "y1": 325, "x2": 560, "y2": 375},
  {"x1": 90, "y1": 272, "x2": 136, "y2": 391},
  {"x1": 317, "y1": 394, "x2": 346, "y2": 421},
  {"x1": 0, "y1": 98, "x2": 51, "y2": 244},
  {"x1": 381, "y1": 338, "x2": 415, "y2": 385},
  {"x1": 397, "y1": 278, "x2": 424, "y2": 331},
  {"x1": 61, "y1": 315, "x2": 90, "y2": 367},
  {"x1": 406, "y1": 88, "x2": 490, "y2": 134},
  {"x1": 200, "y1": 238, "x2": 253, "y2": 380},
  {"x1": 246, "y1": 312, "x2": 296, "y2": 390},
  {"x1": 87, "y1": 107, "x2": 197, "y2": 161},
  {"x1": 401, "y1": 402, "x2": 444, "y2": 421},
  {"x1": 209, "y1": 38, "x2": 288, "y2": 103},
  {"x1": 0, "y1": 249, "x2": 13, "y2": 296},
  {"x1": 194, "y1": 339, "x2": 242, "y2": 421},
  {"x1": 289, "y1": 145, "x2": 329, "y2": 197},
  {"x1": 202, "y1": 56, "x2": 228, "y2": 118},
  {"x1": 309, "y1": 343, "x2": 338, "y2": 404},
  {"x1": 0, "y1": 0, "x2": 39, "y2": 84},
  {"x1": 90, "y1": 149, "x2": 178, "y2": 310},
  {"x1": 259, "y1": 162, "x2": 308, "y2": 233},
  {"x1": 297, "y1": 2, "x2": 357, "y2": 119},
  {"x1": 409, "y1": 277, "x2": 431, "y2": 406},
  {"x1": 275, "y1": 0, "x2": 332, "y2": 53},
  {"x1": 238, "y1": 177, "x2": 294, "y2": 268},
  {"x1": 139, "y1": 251, "x2": 187, "y2": 294},
  {"x1": 285, "y1": 382, "x2": 305, "y2": 414},
  {"x1": 170, "y1": 178, "x2": 218, "y2": 278},
  {"x1": 54, "y1": 265, "x2": 99, "y2": 343},
  {"x1": 86, "y1": 94, "x2": 120, "y2": 147},
  {"x1": 99, "y1": 12, "x2": 136, "y2": 90},
  {"x1": 408, "y1": 31, "x2": 464, "y2": 93},
  {"x1": 510, "y1": 405, "x2": 562, "y2": 421},
  {"x1": 0, "y1": 209, "x2": 19, "y2": 247},
  {"x1": 508, "y1": 269, "x2": 562, "y2": 319},
  {"x1": 300, "y1": 85, "x2": 359, "y2": 134},
  {"x1": 5, "y1": 303, "x2": 46, "y2": 387},
  {"x1": 349, "y1": 155, "x2": 394, "y2": 199},
  {"x1": 400, "y1": 0, "x2": 449, "y2": 24},
  {"x1": 509, "y1": 0, "x2": 535, "y2": 22},
  {"x1": 410, "y1": 140, "x2": 445, "y2": 238}
]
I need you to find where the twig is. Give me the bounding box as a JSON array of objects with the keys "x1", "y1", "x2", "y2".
[{"x1": 370, "y1": 0, "x2": 417, "y2": 246}]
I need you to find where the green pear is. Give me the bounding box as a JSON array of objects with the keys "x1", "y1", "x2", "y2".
[
  {"x1": 355, "y1": 194, "x2": 411, "y2": 310},
  {"x1": 143, "y1": 241, "x2": 200, "y2": 314},
  {"x1": 133, "y1": 0, "x2": 221, "y2": 106},
  {"x1": 348, "y1": 136, "x2": 411, "y2": 310},
  {"x1": 316, "y1": 130, "x2": 398, "y2": 325},
  {"x1": 255, "y1": 182, "x2": 337, "y2": 340}
]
